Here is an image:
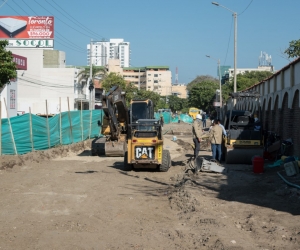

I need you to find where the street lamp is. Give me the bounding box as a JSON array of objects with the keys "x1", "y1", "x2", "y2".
[
  {"x1": 212, "y1": 2, "x2": 237, "y2": 98},
  {"x1": 206, "y1": 55, "x2": 222, "y2": 118}
]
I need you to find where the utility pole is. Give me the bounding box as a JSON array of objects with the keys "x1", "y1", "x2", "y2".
[{"x1": 89, "y1": 39, "x2": 93, "y2": 110}]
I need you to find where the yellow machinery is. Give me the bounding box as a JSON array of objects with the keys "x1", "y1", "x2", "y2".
[
  {"x1": 91, "y1": 86, "x2": 129, "y2": 156},
  {"x1": 124, "y1": 99, "x2": 171, "y2": 171},
  {"x1": 91, "y1": 90, "x2": 171, "y2": 173},
  {"x1": 189, "y1": 107, "x2": 201, "y2": 119},
  {"x1": 222, "y1": 91, "x2": 264, "y2": 164}
]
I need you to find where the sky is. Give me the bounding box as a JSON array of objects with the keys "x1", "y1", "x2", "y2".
[{"x1": 1, "y1": 0, "x2": 299, "y2": 84}]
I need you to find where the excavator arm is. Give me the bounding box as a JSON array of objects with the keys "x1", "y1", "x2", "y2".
[
  {"x1": 91, "y1": 86, "x2": 129, "y2": 157},
  {"x1": 102, "y1": 86, "x2": 129, "y2": 140}
]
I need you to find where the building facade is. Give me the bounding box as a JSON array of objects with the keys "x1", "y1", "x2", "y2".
[
  {"x1": 171, "y1": 84, "x2": 187, "y2": 98},
  {"x1": 87, "y1": 38, "x2": 130, "y2": 68},
  {"x1": 110, "y1": 61, "x2": 172, "y2": 96},
  {"x1": 228, "y1": 65, "x2": 275, "y2": 79},
  {"x1": 8, "y1": 48, "x2": 77, "y2": 115}
]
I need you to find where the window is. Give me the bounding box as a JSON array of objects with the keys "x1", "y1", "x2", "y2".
[
  {"x1": 148, "y1": 80, "x2": 151, "y2": 82},
  {"x1": 154, "y1": 80, "x2": 158, "y2": 83},
  {"x1": 10, "y1": 89, "x2": 16, "y2": 109},
  {"x1": 154, "y1": 74, "x2": 158, "y2": 77},
  {"x1": 148, "y1": 74, "x2": 151, "y2": 76}
]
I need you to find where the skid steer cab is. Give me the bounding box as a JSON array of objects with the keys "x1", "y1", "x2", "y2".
[{"x1": 124, "y1": 119, "x2": 171, "y2": 172}]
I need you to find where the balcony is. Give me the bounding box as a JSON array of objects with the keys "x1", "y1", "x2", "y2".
[{"x1": 75, "y1": 93, "x2": 87, "y2": 102}]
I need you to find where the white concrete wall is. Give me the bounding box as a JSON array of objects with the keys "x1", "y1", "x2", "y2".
[
  {"x1": 8, "y1": 48, "x2": 76, "y2": 115},
  {"x1": 0, "y1": 80, "x2": 18, "y2": 118}
]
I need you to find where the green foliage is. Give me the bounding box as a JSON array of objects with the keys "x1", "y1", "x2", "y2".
[
  {"x1": 0, "y1": 40, "x2": 17, "y2": 88},
  {"x1": 167, "y1": 95, "x2": 188, "y2": 112},
  {"x1": 134, "y1": 90, "x2": 163, "y2": 110},
  {"x1": 102, "y1": 72, "x2": 128, "y2": 91},
  {"x1": 77, "y1": 65, "x2": 106, "y2": 83},
  {"x1": 188, "y1": 80, "x2": 219, "y2": 112},
  {"x1": 222, "y1": 70, "x2": 273, "y2": 101},
  {"x1": 187, "y1": 75, "x2": 218, "y2": 91},
  {"x1": 284, "y1": 39, "x2": 300, "y2": 58}
]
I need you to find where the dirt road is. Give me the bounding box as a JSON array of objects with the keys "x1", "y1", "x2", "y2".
[{"x1": 0, "y1": 126, "x2": 300, "y2": 249}]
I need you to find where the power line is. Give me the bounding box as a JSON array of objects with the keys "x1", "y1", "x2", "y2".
[
  {"x1": 11, "y1": 0, "x2": 27, "y2": 14},
  {"x1": 46, "y1": 0, "x2": 104, "y2": 40},
  {"x1": 19, "y1": 76, "x2": 74, "y2": 88},
  {"x1": 0, "y1": 0, "x2": 9, "y2": 9},
  {"x1": 20, "y1": 0, "x2": 37, "y2": 14},
  {"x1": 9, "y1": 0, "x2": 87, "y2": 54},
  {"x1": 33, "y1": 0, "x2": 98, "y2": 39},
  {"x1": 223, "y1": 16, "x2": 233, "y2": 66},
  {"x1": 238, "y1": 0, "x2": 254, "y2": 16},
  {"x1": 5, "y1": 1, "x2": 21, "y2": 15}
]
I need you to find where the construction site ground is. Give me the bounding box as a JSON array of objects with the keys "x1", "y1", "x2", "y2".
[{"x1": 1, "y1": 121, "x2": 300, "y2": 250}]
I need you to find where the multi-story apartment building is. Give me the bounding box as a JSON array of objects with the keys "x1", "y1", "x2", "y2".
[
  {"x1": 87, "y1": 39, "x2": 130, "y2": 68},
  {"x1": 171, "y1": 84, "x2": 188, "y2": 98}
]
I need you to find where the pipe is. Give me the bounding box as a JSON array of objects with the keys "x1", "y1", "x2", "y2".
[{"x1": 277, "y1": 171, "x2": 300, "y2": 189}]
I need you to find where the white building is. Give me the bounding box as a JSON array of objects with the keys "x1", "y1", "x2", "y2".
[
  {"x1": 228, "y1": 65, "x2": 275, "y2": 78},
  {"x1": 7, "y1": 48, "x2": 78, "y2": 115},
  {"x1": 87, "y1": 38, "x2": 130, "y2": 68}
]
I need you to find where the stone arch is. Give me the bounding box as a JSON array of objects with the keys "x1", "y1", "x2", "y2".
[
  {"x1": 281, "y1": 92, "x2": 290, "y2": 140},
  {"x1": 273, "y1": 95, "x2": 280, "y2": 135},
  {"x1": 265, "y1": 97, "x2": 272, "y2": 133},
  {"x1": 292, "y1": 90, "x2": 300, "y2": 156},
  {"x1": 291, "y1": 86, "x2": 300, "y2": 108},
  {"x1": 262, "y1": 99, "x2": 266, "y2": 128}
]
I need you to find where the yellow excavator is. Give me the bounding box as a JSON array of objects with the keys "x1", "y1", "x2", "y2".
[
  {"x1": 222, "y1": 91, "x2": 264, "y2": 164},
  {"x1": 91, "y1": 88, "x2": 171, "y2": 171},
  {"x1": 91, "y1": 86, "x2": 129, "y2": 156}
]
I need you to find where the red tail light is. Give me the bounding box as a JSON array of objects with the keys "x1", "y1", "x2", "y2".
[
  {"x1": 132, "y1": 139, "x2": 137, "y2": 143},
  {"x1": 152, "y1": 140, "x2": 157, "y2": 143}
]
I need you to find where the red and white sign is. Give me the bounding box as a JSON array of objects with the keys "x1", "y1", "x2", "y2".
[
  {"x1": 0, "y1": 16, "x2": 54, "y2": 39},
  {"x1": 12, "y1": 53, "x2": 27, "y2": 70}
]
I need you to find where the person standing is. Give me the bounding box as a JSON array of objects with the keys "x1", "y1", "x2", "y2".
[
  {"x1": 202, "y1": 113, "x2": 206, "y2": 128},
  {"x1": 159, "y1": 112, "x2": 164, "y2": 127},
  {"x1": 209, "y1": 119, "x2": 223, "y2": 163},
  {"x1": 217, "y1": 119, "x2": 227, "y2": 136},
  {"x1": 192, "y1": 114, "x2": 203, "y2": 159}
]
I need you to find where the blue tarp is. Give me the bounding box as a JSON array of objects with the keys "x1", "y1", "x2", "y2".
[
  {"x1": 0, "y1": 110, "x2": 103, "y2": 155},
  {"x1": 155, "y1": 112, "x2": 193, "y2": 124}
]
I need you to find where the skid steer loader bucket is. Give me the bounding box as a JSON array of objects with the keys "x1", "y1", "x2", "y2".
[{"x1": 195, "y1": 157, "x2": 226, "y2": 173}]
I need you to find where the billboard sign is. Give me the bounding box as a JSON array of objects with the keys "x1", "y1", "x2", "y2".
[
  {"x1": 12, "y1": 53, "x2": 27, "y2": 70},
  {"x1": 0, "y1": 16, "x2": 54, "y2": 39},
  {"x1": 7, "y1": 39, "x2": 54, "y2": 48}
]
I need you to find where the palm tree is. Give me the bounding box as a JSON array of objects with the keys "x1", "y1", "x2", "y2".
[{"x1": 75, "y1": 65, "x2": 106, "y2": 99}]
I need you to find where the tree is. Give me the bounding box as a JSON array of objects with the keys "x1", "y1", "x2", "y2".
[
  {"x1": 77, "y1": 65, "x2": 106, "y2": 85},
  {"x1": 102, "y1": 72, "x2": 138, "y2": 105},
  {"x1": 167, "y1": 95, "x2": 189, "y2": 112},
  {"x1": 0, "y1": 40, "x2": 17, "y2": 89},
  {"x1": 134, "y1": 90, "x2": 163, "y2": 111},
  {"x1": 284, "y1": 39, "x2": 300, "y2": 58},
  {"x1": 187, "y1": 75, "x2": 218, "y2": 91},
  {"x1": 188, "y1": 80, "x2": 219, "y2": 112}
]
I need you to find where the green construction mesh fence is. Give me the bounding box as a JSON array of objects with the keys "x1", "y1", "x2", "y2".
[
  {"x1": 0, "y1": 110, "x2": 103, "y2": 155},
  {"x1": 155, "y1": 112, "x2": 193, "y2": 124}
]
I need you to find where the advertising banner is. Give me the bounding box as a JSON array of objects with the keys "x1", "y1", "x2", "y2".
[
  {"x1": 0, "y1": 16, "x2": 54, "y2": 39},
  {"x1": 7, "y1": 39, "x2": 54, "y2": 48},
  {"x1": 12, "y1": 53, "x2": 27, "y2": 70}
]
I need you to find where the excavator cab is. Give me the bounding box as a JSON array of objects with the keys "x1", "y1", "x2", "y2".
[{"x1": 124, "y1": 119, "x2": 171, "y2": 172}]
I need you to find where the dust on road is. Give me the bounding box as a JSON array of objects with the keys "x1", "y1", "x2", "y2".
[{"x1": 0, "y1": 127, "x2": 300, "y2": 250}]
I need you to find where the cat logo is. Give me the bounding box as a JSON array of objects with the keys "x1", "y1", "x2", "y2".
[{"x1": 135, "y1": 146, "x2": 155, "y2": 159}]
